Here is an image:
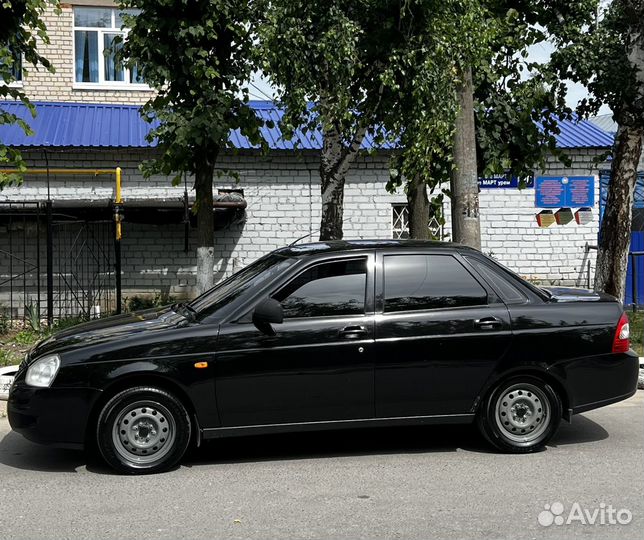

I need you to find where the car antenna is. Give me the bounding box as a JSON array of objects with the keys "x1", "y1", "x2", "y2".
[
  {"x1": 289, "y1": 231, "x2": 316, "y2": 246},
  {"x1": 288, "y1": 217, "x2": 354, "y2": 246}
]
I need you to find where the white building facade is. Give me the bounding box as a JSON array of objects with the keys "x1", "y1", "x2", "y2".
[{"x1": 1, "y1": 1, "x2": 620, "y2": 315}]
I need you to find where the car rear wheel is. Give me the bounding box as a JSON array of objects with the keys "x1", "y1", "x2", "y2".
[
  {"x1": 96, "y1": 386, "x2": 191, "y2": 474},
  {"x1": 477, "y1": 376, "x2": 562, "y2": 453}
]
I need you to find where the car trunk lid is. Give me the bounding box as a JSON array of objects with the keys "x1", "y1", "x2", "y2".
[{"x1": 541, "y1": 286, "x2": 617, "y2": 303}]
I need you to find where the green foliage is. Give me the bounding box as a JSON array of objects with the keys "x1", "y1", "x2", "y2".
[
  {"x1": 125, "y1": 292, "x2": 175, "y2": 313},
  {"x1": 261, "y1": 0, "x2": 490, "y2": 240},
  {"x1": 473, "y1": 1, "x2": 599, "y2": 180},
  {"x1": 0, "y1": 310, "x2": 9, "y2": 335},
  {"x1": 117, "y1": 0, "x2": 267, "y2": 182},
  {"x1": 259, "y1": 1, "x2": 379, "y2": 145},
  {"x1": 0, "y1": 348, "x2": 21, "y2": 367},
  {"x1": 549, "y1": 0, "x2": 644, "y2": 128},
  {"x1": 12, "y1": 328, "x2": 42, "y2": 346},
  {"x1": 629, "y1": 310, "x2": 644, "y2": 356},
  {"x1": 50, "y1": 315, "x2": 86, "y2": 333},
  {"x1": 1, "y1": 0, "x2": 59, "y2": 188},
  {"x1": 24, "y1": 302, "x2": 41, "y2": 332},
  {"x1": 383, "y1": 0, "x2": 489, "y2": 195}
]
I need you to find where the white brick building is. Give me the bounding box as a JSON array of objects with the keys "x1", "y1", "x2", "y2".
[{"x1": 0, "y1": 1, "x2": 627, "y2": 317}]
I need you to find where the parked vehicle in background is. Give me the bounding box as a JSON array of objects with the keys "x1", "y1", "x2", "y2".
[
  {"x1": 7, "y1": 240, "x2": 640, "y2": 474},
  {"x1": 0, "y1": 364, "x2": 19, "y2": 401}
]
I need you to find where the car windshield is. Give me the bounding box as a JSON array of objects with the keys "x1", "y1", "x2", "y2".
[{"x1": 189, "y1": 253, "x2": 295, "y2": 319}]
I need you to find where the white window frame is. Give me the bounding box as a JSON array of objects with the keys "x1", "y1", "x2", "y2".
[
  {"x1": 1, "y1": 47, "x2": 23, "y2": 88},
  {"x1": 391, "y1": 203, "x2": 409, "y2": 239},
  {"x1": 391, "y1": 202, "x2": 445, "y2": 240},
  {"x1": 72, "y1": 7, "x2": 149, "y2": 90}
]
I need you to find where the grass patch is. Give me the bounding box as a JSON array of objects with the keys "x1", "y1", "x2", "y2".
[
  {"x1": 0, "y1": 348, "x2": 22, "y2": 367},
  {"x1": 0, "y1": 316, "x2": 89, "y2": 368},
  {"x1": 628, "y1": 310, "x2": 644, "y2": 356}
]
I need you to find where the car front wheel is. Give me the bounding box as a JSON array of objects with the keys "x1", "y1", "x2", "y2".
[
  {"x1": 96, "y1": 386, "x2": 191, "y2": 474},
  {"x1": 477, "y1": 376, "x2": 562, "y2": 453}
]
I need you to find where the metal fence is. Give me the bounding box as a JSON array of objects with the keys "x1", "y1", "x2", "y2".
[
  {"x1": 0, "y1": 201, "x2": 121, "y2": 327},
  {"x1": 0, "y1": 202, "x2": 42, "y2": 324}
]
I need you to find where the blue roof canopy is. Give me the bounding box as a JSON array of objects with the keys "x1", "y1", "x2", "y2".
[{"x1": 0, "y1": 100, "x2": 614, "y2": 150}]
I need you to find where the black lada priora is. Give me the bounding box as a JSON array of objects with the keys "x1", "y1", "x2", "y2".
[{"x1": 8, "y1": 240, "x2": 639, "y2": 474}]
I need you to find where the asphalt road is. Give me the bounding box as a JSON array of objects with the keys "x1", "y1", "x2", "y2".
[{"x1": 0, "y1": 392, "x2": 642, "y2": 540}]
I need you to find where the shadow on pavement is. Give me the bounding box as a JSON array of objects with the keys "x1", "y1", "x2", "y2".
[
  {"x1": 185, "y1": 424, "x2": 486, "y2": 468},
  {"x1": 0, "y1": 413, "x2": 610, "y2": 474},
  {"x1": 0, "y1": 429, "x2": 87, "y2": 473},
  {"x1": 549, "y1": 414, "x2": 609, "y2": 447}
]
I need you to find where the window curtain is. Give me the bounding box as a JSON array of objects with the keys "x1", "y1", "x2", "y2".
[
  {"x1": 75, "y1": 31, "x2": 98, "y2": 82},
  {"x1": 103, "y1": 33, "x2": 124, "y2": 82}
]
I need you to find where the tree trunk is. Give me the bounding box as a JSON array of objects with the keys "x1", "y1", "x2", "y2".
[
  {"x1": 195, "y1": 158, "x2": 216, "y2": 294},
  {"x1": 319, "y1": 123, "x2": 366, "y2": 241},
  {"x1": 406, "y1": 173, "x2": 431, "y2": 239},
  {"x1": 594, "y1": 124, "x2": 644, "y2": 300},
  {"x1": 319, "y1": 139, "x2": 346, "y2": 241},
  {"x1": 450, "y1": 66, "x2": 481, "y2": 249}
]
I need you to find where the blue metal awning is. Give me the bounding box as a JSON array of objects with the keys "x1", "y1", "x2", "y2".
[{"x1": 0, "y1": 100, "x2": 614, "y2": 150}]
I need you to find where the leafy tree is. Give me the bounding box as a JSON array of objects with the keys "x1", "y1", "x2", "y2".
[
  {"x1": 1, "y1": 0, "x2": 57, "y2": 187},
  {"x1": 261, "y1": 0, "x2": 489, "y2": 242},
  {"x1": 119, "y1": 0, "x2": 266, "y2": 293},
  {"x1": 475, "y1": 1, "x2": 598, "y2": 180},
  {"x1": 394, "y1": 0, "x2": 598, "y2": 244},
  {"x1": 383, "y1": 0, "x2": 487, "y2": 240},
  {"x1": 259, "y1": 0, "x2": 389, "y2": 241},
  {"x1": 551, "y1": 0, "x2": 644, "y2": 299}
]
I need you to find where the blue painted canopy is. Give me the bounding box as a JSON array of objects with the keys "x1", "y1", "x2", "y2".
[{"x1": 0, "y1": 100, "x2": 613, "y2": 150}]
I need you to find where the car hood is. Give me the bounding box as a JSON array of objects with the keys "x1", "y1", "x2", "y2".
[{"x1": 28, "y1": 307, "x2": 189, "y2": 362}]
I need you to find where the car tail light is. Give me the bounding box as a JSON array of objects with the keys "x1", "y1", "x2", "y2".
[{"x1": 612, "y1": 313, "x2": 630, "y2": 353}]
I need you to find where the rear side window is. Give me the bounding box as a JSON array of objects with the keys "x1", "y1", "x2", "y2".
[
  {"x1": 273, "y1": 258, "x2": 367, "y2": 318},
  {"x1": 466, "y1": 257, "x2": 528, "y2": 304},
  {"x1": 384, "y1": 254, "x2": 487, "y2": 312}
]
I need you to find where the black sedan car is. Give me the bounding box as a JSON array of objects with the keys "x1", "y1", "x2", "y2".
[{"x1": 8, "y1": 240, "x2": 639, "y2": 474}]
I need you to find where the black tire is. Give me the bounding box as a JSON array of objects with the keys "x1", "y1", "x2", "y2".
[
  {"x1": 96, "y1": 386, "x2": 191, "y2": 474},
  {"x1": 477, "y1": 375, "x2": 562, "y2": 453}
]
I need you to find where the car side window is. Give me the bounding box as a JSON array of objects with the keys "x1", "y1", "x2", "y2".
[
  {"x1": 273, "y1": 258, "x2": 367, "y2": 318},
  {"x1": 384, "y1": 254, "x2": 487, "y2": 312},
  {"x1": 465, "y1": 257, "x2": 528, "y2": 304}
]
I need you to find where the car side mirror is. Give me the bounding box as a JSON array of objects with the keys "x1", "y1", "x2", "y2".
[{"x1": 252, "y1": 298, "x2": 283, "y2": 336}]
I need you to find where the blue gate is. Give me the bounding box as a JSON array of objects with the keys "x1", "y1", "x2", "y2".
[{"x1": 600, "y1": 171, "x2": 644, "y2": 305}]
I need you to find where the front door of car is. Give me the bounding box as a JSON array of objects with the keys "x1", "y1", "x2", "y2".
[
  {"x1": 214, "y1": 254, "x2": 375, "y2": 427},
  {"x1": 374, "y1": 252, "x2": 512, "y2": 418}
]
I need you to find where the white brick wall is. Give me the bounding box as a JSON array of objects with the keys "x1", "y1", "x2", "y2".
[
  {"x1": 477, "y1": 151, "x2": 605, "y2": 287},
  {"x1": 0, "y1": 147, "x2": 607, "y2": 302}
]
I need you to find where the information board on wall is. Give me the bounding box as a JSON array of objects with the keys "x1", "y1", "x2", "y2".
[
  {"x1": 478, "y1": 175, "x2": 534, "y2": 189},
  {"x1": 535, "y1": 176, "x2": 595, "y2": 208}
]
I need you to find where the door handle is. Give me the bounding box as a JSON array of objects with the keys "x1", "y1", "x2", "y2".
[
  {"x1": 474, "y1": 317, "x2": 503, "y2": 330},
  {"x1": 339, "y1": 325, "x2": 368, "y2": 339}
]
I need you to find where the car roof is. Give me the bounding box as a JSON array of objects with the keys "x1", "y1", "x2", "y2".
[{"x1": 275, "y1": 239, "x2": 480, "y2": 258}]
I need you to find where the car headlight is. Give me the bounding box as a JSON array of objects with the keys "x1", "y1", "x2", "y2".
[{"x1": 26, "y1": 355, "x2": 61, "y2": 388}]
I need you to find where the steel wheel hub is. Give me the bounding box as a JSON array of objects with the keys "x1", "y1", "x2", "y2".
[
  {"x1": 494, "y1": 383, "x2": 550, "y2": 445},
  {"x1": 112, "y1": 401, "x2": 176, "y2": 465}
]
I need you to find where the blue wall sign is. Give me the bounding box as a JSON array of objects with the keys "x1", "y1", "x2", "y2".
[
  {"x1": 478, "y1": 175, "x2": 534, "y2": 189},
  {"x1": 535, "y1": 176, "x2": 595, "y2": 208}
]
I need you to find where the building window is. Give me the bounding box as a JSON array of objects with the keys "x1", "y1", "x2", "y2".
[
  {"x1": 392, "y1": 204, "x2": 410, "y2": 239},
  {"x1": 73, "y1": 7, "x2": 143, "y2": 86},
  {"x1": 391, "y1": 203, "x2": 444, "y2": 240},
  {"x1": 1, "y1": 45, "x2": 22, "y2": 84}
]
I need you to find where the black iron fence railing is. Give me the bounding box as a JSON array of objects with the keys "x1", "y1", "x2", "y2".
[{"x1": 1, "y1": 201, "x2": 121, "y2": 327}]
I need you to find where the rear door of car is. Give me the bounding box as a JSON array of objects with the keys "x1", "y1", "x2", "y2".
[
  {"x1": 374, "y1": 249, "x2": 513, "y2": 418},
  {"x1": 214, "y1": 252, "x2": 376, "y2": 427}
]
